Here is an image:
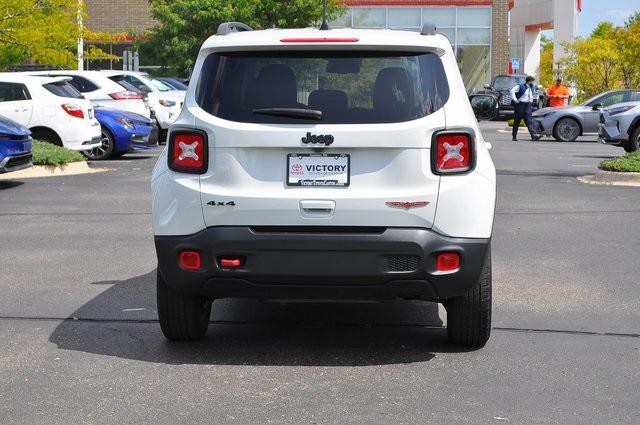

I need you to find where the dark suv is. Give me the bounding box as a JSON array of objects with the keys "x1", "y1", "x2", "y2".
[{"x1": 482, "y1": 74, "x2": 541, "y2": 119}]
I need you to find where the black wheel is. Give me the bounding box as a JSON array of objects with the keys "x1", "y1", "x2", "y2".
[
  {"x1": 553, "y1": 117, "x2": 581, "y2": 142},
  {"x1": 445, "y1": 250, "x2": 492, "y2": 348},
  {"x1": 30, "y1": 128, "x2": 62, "y2": 146},
  {"x1": 623, "y1": 127, "x2": 640, "y2": 153},
  {"x1": 84, "y1": 127, "x2": 115, "y2": 160},
  {"x1": 157, "y1": 269, "x2": 212, "y2": 341}
]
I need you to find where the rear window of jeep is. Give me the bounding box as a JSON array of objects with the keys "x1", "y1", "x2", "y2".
[{"x1": 196, "y1": 51, "x2": 449, "y2": 124}]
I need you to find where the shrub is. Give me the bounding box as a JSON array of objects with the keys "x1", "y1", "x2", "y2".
[
  {"x1": 32, "y1": 141, "x2": 85, "y2": 166},
  {"x1": 599, "y1": 151, "x2": 640, "y2": 172}
]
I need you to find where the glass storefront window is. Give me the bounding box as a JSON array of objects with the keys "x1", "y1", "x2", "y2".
[
  {"x1": 388, "y1": 8, "x2": 421, "y2": 28},
  {"x1": 338, "y1": 6, "x2": 492, "y2": 93},
  {"x1": 457, "y1": 28, "x2": 491, "y2": 45},
  {"x1": 457, "y1": 7, "x2": 492, "y2": 27},
  {"x1": 422, "y1": 8, "x2": 455, "y2": 27},
  {"x1": 438, "y1": 28, "x2": 455, "y2": 45},
  {"x1": 457, "y1": 45, "x2": 490, "y2": 93},
  {"x1": 353, "y1": 8, "x2": 386, "y2": 27},
  {"x1": 330, "y1": 9, "x2": 352, "y2": 28}
]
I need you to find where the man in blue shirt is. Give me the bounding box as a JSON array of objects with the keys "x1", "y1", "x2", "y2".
[{"x1": 510, "y1": 75, "x2": 541, "y2": 141}]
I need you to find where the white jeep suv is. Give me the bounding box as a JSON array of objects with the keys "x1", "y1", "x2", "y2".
[{"x1": 152, "y1": 23, "x2": 497, "y2": 347}]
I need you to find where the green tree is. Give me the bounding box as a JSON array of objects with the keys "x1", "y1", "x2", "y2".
[
  {"x1": 590, "y1": 21, "x2": 615, "y2": 38},
  {"x1": 616, "y1": 12, "x2": 640, "y2": 89},
  {"x1": 142, "y1": 0, "x2": 343, "y2": 76},
  {"x1": 563, "y1": 35, "x2": 622, "y2": 99},
  {"x1": 539, "y1": 35, "x2": 554, "y2": 87},
  {"x1": 0, "y1": 0, "x2": 111, "y2": 70}
]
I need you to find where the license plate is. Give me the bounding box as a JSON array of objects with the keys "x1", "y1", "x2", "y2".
[{"x1": 287, "y1": 153, "x2": 350, "y2": 187}]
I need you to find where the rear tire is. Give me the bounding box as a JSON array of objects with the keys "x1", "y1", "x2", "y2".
[
  {"x1": 157, "y1": 269, "x2": 212, "y2": 341},
  {"x1": 30, "y1": 128, "x2": 62, "y2": 146},
  {"x1": 553, "y1": 117, "x2": 581, "y2": 142},
  {"x1": 623, "y1": 127, "x2": 640, "y2": 153},
  {"x1": 445, "y1": 250, "x2": 492, "y2": 348}
]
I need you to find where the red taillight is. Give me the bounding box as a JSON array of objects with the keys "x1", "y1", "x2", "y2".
[
  {"x1": 61, "y1": 103, "x2": 84, "y2": 119},
  {"x1": 168, "y1": 130, "x2": 208, "y2": 174},
  {"x1": 109, "y1": 91, "x2": 144, "y2": 100},
  {"x1": 280, "y1": 37, "x2": 359, "y2": 43},
  {"x1": 179, "y1": 251, "x2": 201, "y2": 270},
  {"x1": 432, "y1": 132, "x2": 475, "y2": 174},
  {"x1": 436, "y1": 253, "x2": 460, "y2": 272}
]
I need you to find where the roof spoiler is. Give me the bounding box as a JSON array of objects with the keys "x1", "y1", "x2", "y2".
[
  {"x1": 421, "y1": 23, "x2": 437, "y2": 36},
  {"x1": 216, "y1": 22, "x2": 253, "y2": 36}
]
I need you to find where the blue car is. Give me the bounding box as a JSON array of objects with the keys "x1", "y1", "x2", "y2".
[
  {"x1": 85, "y1": 106, "x2": 159, "y2": 160},
  {"x1": 0, "y1": 115, "x2": 32, "y2": 174}
]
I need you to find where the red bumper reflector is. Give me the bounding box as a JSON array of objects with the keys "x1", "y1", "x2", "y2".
[
  {"x1": 220, "y1": 258, "x2": 241, "y2": 268},
  {"x1": 179, "y1": 251, "x2": 201, "y2": 270},
  {"x1": 436, "y1": 253, "x2": 460, "y2": 272},
  {"x1": 280, "y1": 37, "x2": 359, "y2": 43}
]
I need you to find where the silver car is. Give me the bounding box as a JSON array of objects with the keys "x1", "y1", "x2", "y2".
[
  {"x1": 532, "y1": 89, "x2": 640, "y2": 142},
  {"x1": 598, "y1": 101, "x2": 640, "y2": 152}
]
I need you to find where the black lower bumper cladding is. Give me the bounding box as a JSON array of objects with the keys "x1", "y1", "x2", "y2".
[{"x1": 155, "y1": 227, "x2": 490, "y2": 301}]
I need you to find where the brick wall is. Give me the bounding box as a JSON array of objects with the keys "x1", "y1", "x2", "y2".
[
  {"x1": 85, "y1": 0, "x2": 155, "y2": 33},
  {"x1": 491, "y1": 0, "x2": 510, "y2": 77}
]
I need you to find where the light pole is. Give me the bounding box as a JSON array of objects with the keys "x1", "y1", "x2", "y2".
[{"x1": 77, "y1": 0, "x2": 84, "y2": 70}]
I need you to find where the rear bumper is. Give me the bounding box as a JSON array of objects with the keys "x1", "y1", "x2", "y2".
[{"x1": 155, "y1": 226, "x2": 490, "y2": 301}]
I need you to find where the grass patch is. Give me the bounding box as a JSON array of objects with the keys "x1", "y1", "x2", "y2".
[
  {"x1": 599, "y1": 151, "x2": 640, "y2": 172},
  {"x1": 32, "y1": 141, "x2": 85, "y2": 167},
  {"x1": 507, "y1": 118, "x2": 527, "y2": 127}
]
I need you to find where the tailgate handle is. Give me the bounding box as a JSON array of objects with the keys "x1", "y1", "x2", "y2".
[{"x1": 300, "y1": 200, "x2": 335, "y2": 218}]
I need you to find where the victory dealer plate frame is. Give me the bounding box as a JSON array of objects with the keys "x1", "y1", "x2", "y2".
[{"x1": 287, "y1": 153, "x2": 350, "y2": 187}]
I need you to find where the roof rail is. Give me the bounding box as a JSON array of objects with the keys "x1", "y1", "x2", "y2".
[
  {"x1": 421, "y1": 23, "x2": 437, "y2": 36},
  {"x1": 216, "y1": 22, "x2": 253, "y2": 36}
]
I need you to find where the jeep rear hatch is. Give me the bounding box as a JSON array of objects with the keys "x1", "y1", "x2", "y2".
[{"x1": 191, "y1": 49, "x2": 450, "y2": 228}]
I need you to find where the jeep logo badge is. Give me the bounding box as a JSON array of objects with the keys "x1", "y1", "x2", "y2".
[{"x1": 302, "y1": 132, "x2": 334, "y2": 146}]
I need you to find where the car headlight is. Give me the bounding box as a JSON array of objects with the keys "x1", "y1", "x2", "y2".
[
  {"x1": 606, "y1": 105, "x2": 635, "y2": 116},
  {"x1": 159, "y1": 99, "x2": 176, "y2": 107},
  {"x1": 116, "y1": 117, "x2": 135, "y2": 128},
  {"x1": 533, "y1": 112, "x2": 553, "y2": 119}
]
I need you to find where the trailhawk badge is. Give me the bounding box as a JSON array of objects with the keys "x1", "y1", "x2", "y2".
[{"x1": 385, "y1": 201, "x2": 430, "y2": 210}]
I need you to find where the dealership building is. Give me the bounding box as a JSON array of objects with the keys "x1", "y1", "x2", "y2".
[{"x1": 84, "y1": 0, "x2": 579, "y2": 93}]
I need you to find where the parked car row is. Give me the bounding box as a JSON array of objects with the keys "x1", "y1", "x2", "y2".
[{"x1": 0, "y1": 71, "x2": 187, "y2": 163}]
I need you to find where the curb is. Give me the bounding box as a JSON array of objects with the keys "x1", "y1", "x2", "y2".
[
  {"x1": 578, "y1": 171, "x2": 640, "y2": 187},
  {"x1": 0, "y1": 161, "x2": 112, "y2": 180}
]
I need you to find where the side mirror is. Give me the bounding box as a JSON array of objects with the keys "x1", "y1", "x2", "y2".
[
  {"x1": 469, "y1": 94, "x2": 498, "y2": 121},
  {"x1": 592, "y1": 102, "x2": 603, "y2": 111},
  {"x1": 483, "y1": 84, "x2": 491, "y2": 90},
  {"x1": 138, "y1": 85, "x2": 152, "y2": 94}
]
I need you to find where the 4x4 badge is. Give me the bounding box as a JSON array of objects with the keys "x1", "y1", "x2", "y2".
[
  {"x1": 207, "y1": 201, "x2": 236, "y2": 206},
  {"x1": 302, "y1": 132, "x2": 334, "y2": 145}
]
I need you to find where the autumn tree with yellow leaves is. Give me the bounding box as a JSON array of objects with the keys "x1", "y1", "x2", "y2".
[
  {"x1": 561, "y1": 13, "x2": 640, "y2": 100},
  {"x1": 0, "y1": 0, "x2": 112, "y2": 70}
]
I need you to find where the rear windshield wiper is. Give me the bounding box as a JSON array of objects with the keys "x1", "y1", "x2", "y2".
[{"x1": 252, "y1": 108, "x2": 322, "y2": 120}]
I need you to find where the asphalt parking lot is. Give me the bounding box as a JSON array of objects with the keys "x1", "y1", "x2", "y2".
[{"x1": 0, "y1": 122, "x2": 638, "y2": 424}]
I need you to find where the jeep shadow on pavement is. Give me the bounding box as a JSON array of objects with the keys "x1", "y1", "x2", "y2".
[{"x1": 46, "y1": 270, "x2": 484, "y2": 367}]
